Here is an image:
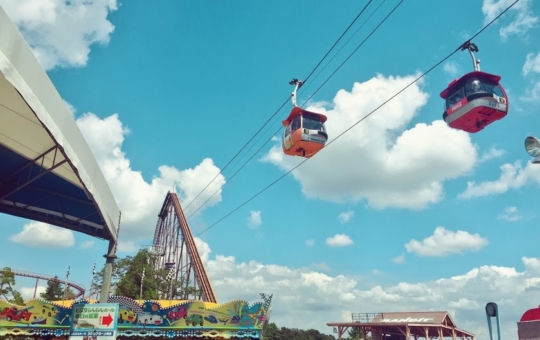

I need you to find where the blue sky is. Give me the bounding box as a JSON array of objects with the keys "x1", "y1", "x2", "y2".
[{"x1": 1, "y1": 0, "x2": 540, "y2": 338}]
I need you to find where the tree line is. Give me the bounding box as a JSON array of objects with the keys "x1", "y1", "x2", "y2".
[{"x1": 90, "y1": 249, "x2": 199, "y2": 300}]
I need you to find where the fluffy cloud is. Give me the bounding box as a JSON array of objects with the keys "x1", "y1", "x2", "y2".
[
  {"x1": 75, "y1": 112, "x2": 226, "y2": 242},
  {"x1": 523, "y1": 52, "x2": 540, "y2": 76},
  {"x1": 482, "y1": 0, "x2": 538, "y2": 40},
  {"x1": 10, "y1": 221, "x2": 75, "y2": 248},
  {"x1": 79, "y1": 240, "x2": 95, "y2": 249},
  {"x1": 405, "y1": 227, "x2": 488, "y2": 257},
  {"x1": 247, "y1": 211, "x2": 262, "y2": 229},
  {"x1": 498, "y1": 206, "x2": 521, "y2": 221},
  {"x1": 338, "y1": 210, "x2": 354, "y2": 223},
  {"x1": 443, "y1": 61, "x2": 459, "y2": 77},
  {"x1": 479, "y1": 147, "x2": 505, "y2": 162},
  {"x1": 522, "y1": 51, "x2": 540, "y2": 102},
  {"x1": 392, "y1": 254, "x2": 405, "y2": 264},
  {"x1": 0, "y1": 0, "x2": 118, "y2": 70},
  {"x1": 459, "y1": 161, "x2": 540, "y2": 199},
  {"x1": 19, "y1": 285, "x2": 46, "y2": 300},
  {"x1": 262, "y1": 74, "x2": 477, "y2": 210},
  {"x1": 326, "y1": 234, "x2": 353, "y2": 247},
  {"x1": 201, "y1": 236, "x2": 540, "y2": 340}
]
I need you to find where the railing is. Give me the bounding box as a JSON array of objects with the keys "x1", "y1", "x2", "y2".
[{"x1": 351, "y1": 313, "x2": 380, "y2": 323}]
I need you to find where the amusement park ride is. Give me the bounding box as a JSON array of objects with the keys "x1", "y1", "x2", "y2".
[
  {"x1": 281, "y1": 41, "x2": 509, "y2": 159},
  {"x1": 440, "y1": 41, "x2": 509, "y2": 133}
]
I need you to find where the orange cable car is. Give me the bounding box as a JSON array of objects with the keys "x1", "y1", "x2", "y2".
[
  {"x1": 281, "y1": 78, "x2": 328, "y2": 158},
  {"x1": 440, "y1": 41, "x2": 509, "y2": 133}
]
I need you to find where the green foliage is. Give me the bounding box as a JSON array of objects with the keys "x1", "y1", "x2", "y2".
[
  {"x1": 263, "y1": 322, "x2": 336, "y2": 340},
  {"x1": 346, "y1": 327, "x2": 363, "y2": 340},
  {"x1": 40, "y1": 276, "x2": 65, "y2": 301},
  {"x1": 0, "y1": 267, "x2": 24, "y2": 304},
  {"x1": 91, "y1": 249, "x2": 201, "y2": 300}
]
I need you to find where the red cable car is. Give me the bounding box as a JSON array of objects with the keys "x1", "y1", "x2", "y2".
[
  {"x1": 440, "y1": 42, "x2": 509, "y2": 133},
  {"x1": 281, "y1": 78, "x2": 328, "y2": 158}
]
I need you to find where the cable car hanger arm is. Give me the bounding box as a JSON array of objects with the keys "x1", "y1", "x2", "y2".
[
  {"x1": 461, "y1": 41, "x2": 481, "y2": 72},
  {"x1": 289, "y1": 78, "x2": 304, "y2": 107}
]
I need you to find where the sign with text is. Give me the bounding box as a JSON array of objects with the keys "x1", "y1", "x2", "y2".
[{"x1": 69, "y1": 303, "x2": 119, "y2": 340}]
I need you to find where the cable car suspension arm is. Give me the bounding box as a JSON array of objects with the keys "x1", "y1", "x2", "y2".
[
  {"x1": 461, "y1": 41, "x2": 480, "y2": 72},
  {"x1": 289, "y1": 78, "x2": 304, "y2": 107}
]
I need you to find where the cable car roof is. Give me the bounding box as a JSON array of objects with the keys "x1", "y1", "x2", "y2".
[
  {"x1": 439, "y1": 71, "x2": 502, "y2": 99},
  {"x1": 0, "y1": 6, "x2": 120, "y2": 242},
  {"x1": 282, "y1": 106, "x2": 328, "y2": 126}
]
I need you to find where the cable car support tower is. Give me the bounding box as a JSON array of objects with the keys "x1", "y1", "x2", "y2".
[{"x1": 151, "y1": 192, "x2": 217, "y2": 303}]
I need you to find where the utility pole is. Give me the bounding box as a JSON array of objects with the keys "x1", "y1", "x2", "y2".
[
  {"x1": 64, "y1": 265, "x2": 70, "y2": 300},
  {"x1": 140, "y1": 268, "x2": 145, "y2": 300}
]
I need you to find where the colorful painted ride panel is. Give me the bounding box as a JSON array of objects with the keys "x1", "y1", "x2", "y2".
[{"x1": 0, "y1": 294, "x2": 272, "y2": 336}]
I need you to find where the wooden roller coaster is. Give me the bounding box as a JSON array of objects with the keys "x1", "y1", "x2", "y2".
[{"x1": 151, "y1": 192, "x2": 217, "y2": 303}]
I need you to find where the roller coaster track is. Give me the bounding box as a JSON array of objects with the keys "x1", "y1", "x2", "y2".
[
  {"x1": 12, "y1": 270, "x2": 86, "y2": 299},
  {"x1": 152, "y1": 192, "x2": 217, "y2": 303}
]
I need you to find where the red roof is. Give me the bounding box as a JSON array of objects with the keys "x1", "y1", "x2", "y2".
[{"x1": 439, "y1": 71, "x2": 502, "y2": 99}]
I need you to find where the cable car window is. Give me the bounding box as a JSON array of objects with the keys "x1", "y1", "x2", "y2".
[
  {"x1": 302, "y1": 112, "x2": 326, "y2": 132},
  {"x1": 464, "y1": 78, "x2": 486, "y2": 96},
  {"x1": 446, "y1": 88, "x2": 465, "y2": 110},
  {"x1": 291, "y1": 115, "x2": 301, "y2": 131},
  {"x1": 490, "y1": 84, "x2": 504, "y2": 97}
]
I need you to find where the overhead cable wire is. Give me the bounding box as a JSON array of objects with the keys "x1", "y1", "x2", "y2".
[
  {"x1": 300, "y1": 0, "x2": 387, "y2": 96},
  {"x1": 187, "y1": 0, "x2": 403, "y2": 219},
  {"x1": 187, "y1": 0, "x2": 404, "y2": 219},
  {"x1": 182, "y1": 1, "x2": 376, "y2": 211},
  {"x1": 301, "y1": 0, "x2": 405, "y2": 107},
  {"x1": 195, "y1": 0, "x2": 520, "y2": 237}
]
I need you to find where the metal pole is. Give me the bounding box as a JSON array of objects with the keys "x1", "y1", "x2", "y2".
[
  {"x1": 33, "y1": 278, "x2": 39, "y2": 298},
  {"x1": 100, "y1": 240, "x2": 117, "y2": 303},
  {"x1": 140, "y1": 268, "x2": 145, "y2": 300},
  {"x1": 100, "y1": 213, "x2": 121, "y2": 303},
  {"x1": 64, "y1": 265, "x2": 70, "y2": 300}
]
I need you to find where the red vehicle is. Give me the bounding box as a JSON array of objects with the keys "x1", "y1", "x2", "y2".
[
  {"x1": 0, "y1": 306, "x2": 32, "y2": 322},
  {"x1": 168, "y1": 306, "x2": 188, "y2": 320},
  {"x1": 440, "y1": 41, "x2": 508, "y2": 133}
]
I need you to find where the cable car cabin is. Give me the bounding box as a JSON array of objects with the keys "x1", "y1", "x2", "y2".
[
  {"x1": 440, "y1": 71, "x2": 508, "y2": 133},
  {"x1": 282, "y1": 106, "x2": 328, "y2": 158}
]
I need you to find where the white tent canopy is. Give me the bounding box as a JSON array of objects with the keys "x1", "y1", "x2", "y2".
[{"x1": 0, "y1": 5, "x2": 120, "y2": 242}]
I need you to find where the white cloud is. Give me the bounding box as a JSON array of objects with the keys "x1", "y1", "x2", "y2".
[
  {"x1": 498, "y1": 206, "x2": 521, "y2": 221},
  {"x1": 75, "y1": 112, "x2": 226, "y2": 242},
  {"x1": 459, "y1": 161, "x2": 540, "y2": 199},
  {"x1": 522, "y1": 52, "x2": 540, "y2": 102},
  {"x1": 479, "y1": 147, "x2": 505, "y2": 163},
  {"x1": 326, "y1": 234, "x2": 353, "y2": 247},
  {"x1": 405, "y1": 227, "x2": 488, "y2": 257},
  {"x1": 338, "y1": 210, "x2": 354, "y2": 223},
  {"x1": 247, "y1": 211, "x2": 262, "y2": 229},
  {"x1": 523, "y1": 52, "x2": 540, "y2": 76},
  {"x1": 443, "y1": 61, "x2": 459, "y2": 77},
  {"x1": 79, "y1": 240, "x2": 95, "y2": 249},
  {"x1": 0, "y1": 0, "x2": 118, "y2": 70},
  {"x1": 392, "y1": 254, "x2": 405, "y2": 264},
  {"x1": 305, "y1": 239, "x2": 315, "y2": 247},
  {"x1": 10, "y1": 221, "x2": 75, "y2": 248},
  {"x1": 203, "y1": 238, "x2": 540, "y2": 340},
  {"x1": 261, "y1": 74, "x2": 477, "y2": 211},
  {"x1": 117, "y1": 240, "x2": 137, "y2": 253},
  {"x1": 19, "y1": 285, "x2": 46, "y2": 300},
  {"x1": 482, "y1": 0, "x2": 538, "y2": 40}
]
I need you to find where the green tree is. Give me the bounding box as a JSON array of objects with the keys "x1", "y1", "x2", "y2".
[
  {"x1": 347, "y1": 327, "x2": 363, "y2": 340},
  {"x1": 40, "y1": 276, "x2": 65, "y2": 301},
  {"x1": 0, "y1": 267, "x2": 24, "y2": 304}
]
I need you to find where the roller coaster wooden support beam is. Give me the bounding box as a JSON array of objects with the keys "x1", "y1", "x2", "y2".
[{"x1": 152, "y1": 192, "x2": 217, "y2": 303}]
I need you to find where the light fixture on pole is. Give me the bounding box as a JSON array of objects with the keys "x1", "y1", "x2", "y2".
[
  {"x1": 524, "y1": 136, "x2": 540, "y2": 164},
  {"x1": 486, "y1": 302, "x2": 501, "y2": 340}
]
